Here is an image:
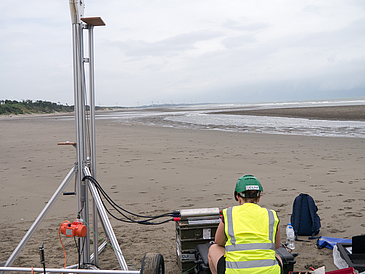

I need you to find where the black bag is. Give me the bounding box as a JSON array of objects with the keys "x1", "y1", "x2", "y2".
[
  {"x1": 291, "y1": 193, "x2": 321, "y2": 238},
  {"x1": 194, "y1": 243, "x2": 211, "y2": 274}
]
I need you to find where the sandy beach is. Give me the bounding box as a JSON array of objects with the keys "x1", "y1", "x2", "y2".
[{"x1": 1, "y1": 107, "x2": 365, "y2": 273}]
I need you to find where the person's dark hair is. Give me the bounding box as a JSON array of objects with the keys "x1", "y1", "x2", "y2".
[{"x1": 236, "y1": 190, "x2": 260, "y2": 203}]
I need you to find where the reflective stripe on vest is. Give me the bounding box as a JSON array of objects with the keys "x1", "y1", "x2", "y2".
[{"x1": 226, "y1": 259, "x2": 277, "y2": 269}]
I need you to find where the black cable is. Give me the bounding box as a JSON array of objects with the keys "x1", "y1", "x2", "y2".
[
  {"x1": 74, "y1": 237, "x2": 81, "y2": 269},
  {"x1": 85, "y1": 176, "x2": 174, "y2": 219},
  {"x1": 96, "y1": 182, "x2": 173, "y2": 223},
  {"x1": 100, "y1": 192, "x2": 173, "y2": 225},
  {"x1": 103, "y1": 203, "x2": 173, "y2": 225},
  {"x1": 78, "y1": 203, "x2": 85, "y2": 218},
  {"x1": 88, "y1": 176, "x2": 154, "y2": 222},
  {"x1": 82, "y1": 176, "x2": 174, "y2": 225},
  {"x1": 89, "y1": 177, "x2": 173, "y2": 225},
  {"x1": 76, "y1": 201, "x2": 85, "y2": 268},
  {"x1": 80, "y1": 237, "x2": 86, "y2": 268},
  {"x1": 83, "y1": 175, "x2": 174, "y2": 224},
  {"x1": 84, "y1": 175, "x2": 162, "y2": 218}
]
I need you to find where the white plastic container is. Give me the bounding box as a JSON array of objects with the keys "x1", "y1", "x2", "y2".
[{"x1": 286, "y1": 223, "x2": 295, "y2": 250}]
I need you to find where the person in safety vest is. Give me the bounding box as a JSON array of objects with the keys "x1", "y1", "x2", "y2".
[{"x1": 208, "y1": 175, "x2": 283, "y2": 274}]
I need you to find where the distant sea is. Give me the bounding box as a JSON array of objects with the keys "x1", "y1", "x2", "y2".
[{"x1": 93, "y1": 97, "x2": 365, "y2": 138}]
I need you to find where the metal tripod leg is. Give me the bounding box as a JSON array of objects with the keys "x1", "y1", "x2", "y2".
[
  {"x1": 1, "y1": 166, "x2": 76, "y2": 272},
  {"x1": 83, "y1": 167, "x2": 128, "y2": 270}
]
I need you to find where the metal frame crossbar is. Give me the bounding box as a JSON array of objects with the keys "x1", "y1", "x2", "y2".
[{"x1": 0, "y1": 268, "x2": 139, "y2": 274}]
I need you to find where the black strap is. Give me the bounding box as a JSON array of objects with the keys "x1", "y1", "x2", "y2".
[{"x1": 292, "y1": 194, "x2": 303, "y2": 236}]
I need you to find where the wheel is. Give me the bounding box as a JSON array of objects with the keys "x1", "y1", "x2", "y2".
[{"x1": 140, "y1": 253, "x2": 165, "y2": 274}]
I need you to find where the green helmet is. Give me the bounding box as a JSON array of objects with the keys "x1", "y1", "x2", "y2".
[{"x1": 234, "y1": 175, "x2": 263, "y2": 200}]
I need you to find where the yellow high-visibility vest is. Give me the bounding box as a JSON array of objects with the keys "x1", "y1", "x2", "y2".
[{"x1": 223, "y1": 203, "x2": 280, "y2": 274}]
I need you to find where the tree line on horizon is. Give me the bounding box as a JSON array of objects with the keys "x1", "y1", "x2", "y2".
[{"x1": 0, "y1": 99, "x2": 74, "y2": 115}]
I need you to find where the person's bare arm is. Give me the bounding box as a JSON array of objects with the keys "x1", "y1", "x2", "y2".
[
  {"x1": 215, "y1": 221, "x2": 227, "y2": 247},
  {"x1": 275, "y1": 222, "x2": 281, "y2": 249}
]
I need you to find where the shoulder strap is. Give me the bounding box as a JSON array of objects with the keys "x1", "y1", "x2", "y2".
[
  {"x1": 307, "y1": 195, "x2": 320, "y2": 238},
  {"x1": 291, "y1": 193, "x2": 305, "y2": 239}
]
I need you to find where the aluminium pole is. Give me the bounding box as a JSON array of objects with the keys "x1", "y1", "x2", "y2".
[
  {"x1": 72, "y1": 21, "x2": 86, "y2": 218},
  {"x1": 71, "y1": 21, "x2": 81, "y2": 213},
  {"x1": 72, "y1": 21, "x2": 90, "y2": 265},
  {"x1": 88, "y1": 24, "x2": 99, "y2": 266},
  {"x1": 79, "y1": 23, "x2": 91, "y2": 263}
]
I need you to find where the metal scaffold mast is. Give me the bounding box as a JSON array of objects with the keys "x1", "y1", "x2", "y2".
[
  {"x1": 1, "y1": 1, "x2": 132, "y2": 273},
  {"x1": 0, "y1": 1, "x2": 165, "y2": 273},
  {"x1": 69, "y1": 0, "x2": 129, "y2": 269}
]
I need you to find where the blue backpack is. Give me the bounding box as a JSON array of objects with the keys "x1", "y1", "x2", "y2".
[{"x1": 291, "y1": 193, "x2": 321, "y2": 239}]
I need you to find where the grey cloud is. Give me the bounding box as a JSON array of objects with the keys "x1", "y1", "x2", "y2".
[
  {"x1": 347, "y1": 0, "x2": 365, "y2": 9},
  {"x1": 115, "y1": 30, "x2": 224, "y2": 57},
  {"x1": 222, "y1": 35, "x2": 257, "y2": 49},
  {"x1": 222, "y1": 20, "x2": 271, "y2": 32},
  {"x1": 193, "y1": 77, "x2": 365, "y2": 104},
  {"x1": 286, "y1": 19, "x2": 365, "y2": 49}
]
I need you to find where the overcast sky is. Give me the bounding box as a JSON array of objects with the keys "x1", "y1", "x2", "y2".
[{"x1": 1, "y1": 0, "x2": 364, "y2": 107}]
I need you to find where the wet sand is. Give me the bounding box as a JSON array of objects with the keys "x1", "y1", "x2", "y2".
[
  {"x1": 213, "y1": 105, "x2": 365, "y2": 121},
  {"x1": 0, "y1": 107, "x2": 365, "y2": 273}
]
